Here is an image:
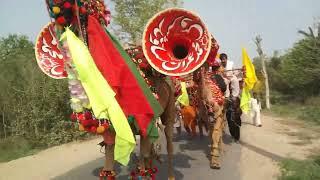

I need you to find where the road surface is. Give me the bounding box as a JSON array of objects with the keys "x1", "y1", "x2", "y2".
[
  {"x1": 2, "y1": 114, "x2": 318, "y2": 180},
  {"x1": 54, "y1": 131, "x2": 241, "y2": 180}
]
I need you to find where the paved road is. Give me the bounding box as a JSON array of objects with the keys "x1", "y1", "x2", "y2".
[{"x1": 54, "y1": 131, "x2": 241, "y2": 180}]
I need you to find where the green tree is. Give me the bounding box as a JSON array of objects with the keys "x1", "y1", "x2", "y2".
[
  {"x1": 268, "y1": 55, "x2": 288, "y2": 93},
  {"x1": 253, "y1": 21, "x2": 320, "y2": 106},
  {"x1": 110, "y1": 0, "x2": 183, "y2": 44},
  {"x1": 280, "y1": 23, "x2": 320, "y2": 98},
  {"x1": 298, "y1": 25, "x2": 320, "y2": 43},
  {"x1": 280, "y1": 38, "x2": 320, "y2": 99},
  {"x1": 0, "y1": 35, "x2": 84, "y2": 147},
  {"x1": 253, "y1": 52, "x2": 292, "y2": 105}
]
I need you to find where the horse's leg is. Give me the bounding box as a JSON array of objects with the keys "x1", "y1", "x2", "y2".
[
  {"x1": 195, "y1": 111, "x2": 202, "y2": 137},
  {"x1": 204, "y1": 120, "x2": 209, "y2": 134},
  {"x1": 198, "y1": 115, "x2": 204, "y2": 137},
  {"x1": 162, "y1": 101, "x2": 175, "y2": 179},
  {"x1": 156, "y1": 78, "x2": 175, "y2": 180},
  {"x1": 164, "y1": 121, "x2": 174, "y2": 180},
  {"x1": 99, "y1": 144, "x2": 116, "y2": 179},
  {"x1": 140, "y1": 136, "x2": 153, "y2": 170},
  {"x1": 104, "y1": 144, "x2": 115, "y2": 170},
  {"x1": 176, "y1": 126, "x2": 181, "y2": 135}
]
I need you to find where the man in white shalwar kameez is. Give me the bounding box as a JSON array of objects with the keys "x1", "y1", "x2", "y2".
[{"x1": 250, "y1": 92, "x2": 262, "y2": 127}]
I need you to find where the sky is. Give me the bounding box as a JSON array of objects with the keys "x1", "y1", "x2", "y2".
[{"x1": 0, "y1": 0, "x2": 319, "y2": 66}]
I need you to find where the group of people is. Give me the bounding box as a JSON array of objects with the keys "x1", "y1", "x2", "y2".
[{"x1": 173, "y1": 53, "x2": 262, "y2": 167}]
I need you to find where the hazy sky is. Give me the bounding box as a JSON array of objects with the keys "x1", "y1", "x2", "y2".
[{"x1": 0, "y1": 0, "x2": 319, "y2": 66}]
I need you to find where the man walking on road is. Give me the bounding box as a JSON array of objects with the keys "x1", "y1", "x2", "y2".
[
  {"x1": 250, "y1": 92, "x2": 262, "y2": 127},
  {"x1": 220, "y1": 53, "x2": 242, "y2": 142}
]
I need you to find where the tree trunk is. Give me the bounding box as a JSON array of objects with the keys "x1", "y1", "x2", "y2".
[
  {"x1": 2, "y1": 112, "x2": 6, "y2": 139},
  {"x1": 261, "y1": 56, "x2": 271, "y2": 109},
  {"x1": 255, "y1": 36, "x2": 271, "y2": 109},
  {"x1": 34, "y1": 124, "x2": 39, "y2": 138}
]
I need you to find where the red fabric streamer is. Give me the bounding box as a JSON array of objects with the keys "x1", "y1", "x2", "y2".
[{"x1": 87, "y1": 16, "x2": 154, "y2": 136}]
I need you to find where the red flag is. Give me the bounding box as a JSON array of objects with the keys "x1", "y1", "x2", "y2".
[{"x1": 87, "y1": 16, "x2": 154, "y2": 136}]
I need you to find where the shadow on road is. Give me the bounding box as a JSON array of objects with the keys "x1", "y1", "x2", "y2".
[
  {"x1": 54, "y1": 137, "x2": 195, "y2": 180},
  {"x1": 88, "y1": 153, "x2": 194, "y2": 180},
  {"x1": 240, "y1": 141, "x2": 285, "y2": 161},
  {"x1": 177, "y1": 130, "x2": 234, "y2": 160},
  {"x1": 242, "y1": 121, "x2": 256, "y2": 126}
]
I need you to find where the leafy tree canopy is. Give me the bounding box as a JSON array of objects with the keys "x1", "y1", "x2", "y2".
[{"x1": 110, "y1": 0, "x2": 183, "y2": 44}]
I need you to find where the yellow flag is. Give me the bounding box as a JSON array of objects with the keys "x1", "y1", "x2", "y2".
[
  {"x1": 242, "y1": 48, "x2": 257, "y2": 90},
  {"x1": 240, "y1": 48, "x2": 258, "y2": 113},
  {"x1": 61, "y1": 28, "x2": 135, "y2": 165},
  {"x1": 240, "y1": 87, "x2": 251, "y2": 113},
  {"x1": 177, "y1": 82, "x2": 189, "y2": 106}
]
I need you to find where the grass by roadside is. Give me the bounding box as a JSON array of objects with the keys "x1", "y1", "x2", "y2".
[
  {"x1": 279, "y1": 155, "x2": 320, "y2": 180},
  {"x1": 264, "y1": 103, "x2": 320, "y2": 126},
  {"x1": 0, "y1": 137, "x2": 44, "y2": 163},
  {"x1": 0, "y1": 133, "x2": 93, "y2": 163},
  {"x1": 265, "y1": 102, "x2": 320, "y2": 180}
]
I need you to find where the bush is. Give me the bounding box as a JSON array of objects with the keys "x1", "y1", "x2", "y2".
[{"x1": 0, "y1": 34, "x2": 91, "y2": 161}]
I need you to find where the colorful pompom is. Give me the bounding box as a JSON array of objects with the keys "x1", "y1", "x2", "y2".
[
  {"x1": 103, "y1": 123, "x2": 109, "y2": 129},
  {"x1": 63, "y1": 2, "x2": 72, "y2": 9},
  {"x1": 93, "y1": 120, "x2": 99, "y2": 127},
  {"x1": 96, "y1": 126, "x2": 105, "y2": 134},
  {"x1": 84, "y1": 111, "x2": 92, "y2": 120},
  {"x1": 56, "y1": 16, "x2": 66, "y2": 25},
  {"x1": 80, "y1": 120, "x2": 89, "y2": 127},
  {"x1": 79, "y1": 124, "x2": 85, "y2": 131},
  {"x1": 77, "y1": 113, "x2": 85, "y2": 121},
  {"x1": 79, "y1": 7, "x2": 87, "y2": 14},
  {"x1": 52, "y1": 6, "x2": 61, "y2": 14},
  {"x1": 90, "y1": 126, "x2": 97, "y2": 133}
]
